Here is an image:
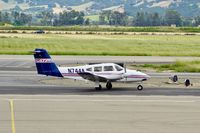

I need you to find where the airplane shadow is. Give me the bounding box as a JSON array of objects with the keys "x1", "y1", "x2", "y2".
[{"x1": 0, "y1": 85, "x2": 200, "y2": 96}]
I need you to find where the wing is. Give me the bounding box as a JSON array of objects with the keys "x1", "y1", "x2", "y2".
[{"x1": 77, "y1": 72, "x2": 107, "y2": 82}]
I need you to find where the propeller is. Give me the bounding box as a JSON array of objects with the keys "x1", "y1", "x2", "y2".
[
  {"x1": 124, "y1": 62, "x2": 127, "y2": 73},
  {"x1": 123, "y1": 62, "x2": 127, "y2": 81}
]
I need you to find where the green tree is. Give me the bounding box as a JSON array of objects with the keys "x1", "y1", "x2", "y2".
[
  {"x1": 194, "y1": 16, "x2": 200, "y2": 26},
  {"x1": 134, "y1": 12, "x2": 145, "y2": 26},
  {"x1": 56, "y1": 10, "x2": 85, "y2": 26},
  {"x1": 164, "y1": 10, "x2": 182, "y2": 26},
  {"x1": 152, "y1": 12, "x2": 161, "y2": 26},
  {"x1": 0, "y1": 11, "x2": 2, "y2": 22},
  {"x1": 99, "y1": 11, "x2": 112, "y2": 25},
  {"x1": 99, "y1": 15, "x2": 106, "y2": 25},
  {"x1": 102, "y1": 11, "x2": 112, "y2": 21},
  {"x1": 20, "y1": 13, "x2": 32, "y2": 25},
  {"x1": 11, "y1": 11, "x2": 32, "y2": 26},
  {"x1": 40, "y1": 11, "x2": 53, "y2": 26},
  {"x1": 12, "y1": 11, "x2": 20, "y2": 25},
  {"x1": 85, "y1": 18, "x2": 90, "y2": 25},
  {"x1": 75, "y1": 12, "x2": 84, "y2": 25},
  {"x1": 109, "y1": 11, "x2": 128, "y2": 26},
  {"x1": 134, "y1": 12, "x2": 162, "y2": 26},
  {"x1": 182, "y1": 18, "x2": 193, "y2": 26},
  {"x1": 2, "y1": 12, "x2": 10, "y2": 23}
]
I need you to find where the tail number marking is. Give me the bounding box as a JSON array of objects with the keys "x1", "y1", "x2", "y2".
[{"x1": 68, "y1": 68, "x2": 85, "y2": 73}]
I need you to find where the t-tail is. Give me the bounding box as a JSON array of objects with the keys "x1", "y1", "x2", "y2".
[{"x1": 33, "y1": 48, "x2": 63, "y2": 77}]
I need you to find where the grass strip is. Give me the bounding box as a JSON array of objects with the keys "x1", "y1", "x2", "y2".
[
  {"x1": 0, "y1": 34, "x2": 200, "y2": 56},
  {"x1": 0, "y1": 26, "x2": 200, "y2": 33},
  {"x1": 139, "y1": 61, "x2": 200, "y2": 72}
]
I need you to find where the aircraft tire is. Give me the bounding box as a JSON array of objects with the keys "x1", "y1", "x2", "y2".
[
  {"x1": 95, "y1": 85, "x2": 102, "y2": 90},
  {"x1": 106, "y1": 82, "x2": 112, "y2": 90},
  {"x1": 137, "y1": 85, "x2": 143, "y2": 91},
  {"x1": 184, "y1": 79, "x2": 190, "y2": 87}
]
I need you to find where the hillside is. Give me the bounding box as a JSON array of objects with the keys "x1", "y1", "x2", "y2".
[{"x1": 0, "y1": 0, "x2": 200, "y2": 17}]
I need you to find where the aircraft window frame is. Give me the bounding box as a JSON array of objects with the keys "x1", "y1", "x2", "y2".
[
  {"x1": 104, "y1": 66, "x2": 114, "y2": 71},
  {"x1": 115, "y1": 65, "x2": 123, "y2": 71},
  {"x1": 94, "y1": 66, "x2": 102, "y2": 72},
  {"x1": 86, "y1": 67, "x2": 92, "y2": 72}
]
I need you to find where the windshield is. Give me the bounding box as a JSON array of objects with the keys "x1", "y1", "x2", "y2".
[{"x1": 115, "y1": 65, "x2": 123, "y2": 71}]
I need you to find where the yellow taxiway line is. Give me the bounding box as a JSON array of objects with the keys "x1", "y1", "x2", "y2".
[{"x1": 9, "y1": 99, "x2": 16, "y2": 133}]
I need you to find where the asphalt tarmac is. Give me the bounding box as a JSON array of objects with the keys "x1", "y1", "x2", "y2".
[
  {"x1": 1, "y1": 95, "x2": 200, "y2": 133},
  {"x1": 0, "y1": 70, "x2": 200, "y2": 96},
  {"x1": 1, "y1": 55, "x2": 200, "y2": 71},
  {"x1": 1, "y1": 56, "x2": 200, "y2": 133}
]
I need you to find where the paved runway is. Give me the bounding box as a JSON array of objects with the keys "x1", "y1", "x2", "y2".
[
  {"x1": 1, "y1": 55, "x2": 200, "y2": 71},
  {"x1": 0, "y1": 70, "x2": 200, "y2": 96},
  {"x1": 0, "y1": 70, "x2": 200, "y2": 133},
  {"x1": 1, "y1": 85, "x2": 200, "y2": 96},
  {"x1": 1, "y1": 95, "x2": 200, "y2": 133},
  {"x1": 1, "y1": 56, "x2": 200, "y2": 133}
]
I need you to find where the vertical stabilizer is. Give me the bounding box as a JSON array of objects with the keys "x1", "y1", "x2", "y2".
[{"x1": 33, "y1": 48, "x2": 63, "y2": 77}]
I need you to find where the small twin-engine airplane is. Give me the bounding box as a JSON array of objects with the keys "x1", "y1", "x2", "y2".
[{"x1": 33, "y1": 48, "x2": 150, "y2": 90}]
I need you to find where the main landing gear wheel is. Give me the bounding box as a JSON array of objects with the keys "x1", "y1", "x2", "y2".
[
  {"x1": 95, "y1": 85, "x2": 102, "y2": 90},
  {"x1": 106, "y1": 82, "x2": 112, "y2": 90},
  {"x1": 137, "y1": 85, "x2": 143, "y2": 91}
]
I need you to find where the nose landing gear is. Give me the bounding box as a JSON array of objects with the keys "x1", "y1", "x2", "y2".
[{"x1": 95, "y1": 84, "x2": 102, "y2": 90}]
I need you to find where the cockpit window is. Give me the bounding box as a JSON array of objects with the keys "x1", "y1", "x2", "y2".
[
  {"x1": 86, "y1": 67, "x2": 92, "y2": 72},
  {"x1": 104, "y1": 66, "x2": 114, "y2": 71},
  {"x1": 94, "y1": 66, "x2": 102, "y2": 72},
  {"x1": 115, "y1": 65, "x2": 123, "y2": 71}
]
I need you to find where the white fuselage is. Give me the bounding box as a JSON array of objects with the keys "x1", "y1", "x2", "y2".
[{"x1": 58, "y1": 63, "x2": 150, "y2": 83}]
